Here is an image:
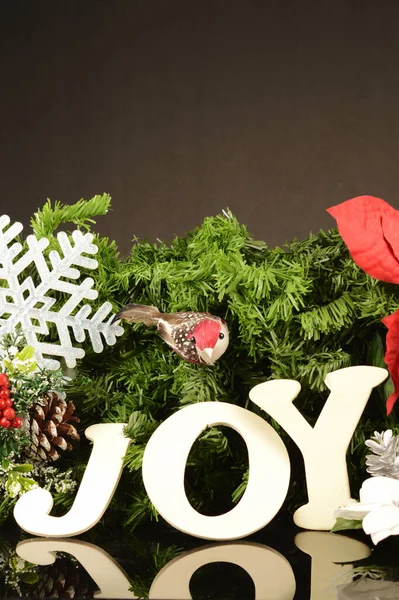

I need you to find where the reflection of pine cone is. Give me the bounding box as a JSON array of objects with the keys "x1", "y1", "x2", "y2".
[
  {"x1": 25, "y1": 391, "x2": 80, "y2": 462},
  {"x1": 31, "y1": 556, "x2": 95, "y2": 599}
]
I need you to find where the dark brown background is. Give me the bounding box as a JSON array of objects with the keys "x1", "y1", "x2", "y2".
[{"x1": 1, "y1": 0, "x2": 399, "y2": 255}]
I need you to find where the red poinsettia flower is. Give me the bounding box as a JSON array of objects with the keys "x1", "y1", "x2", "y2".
[
  {"x1": 381, "y1": 313, "x2": 399, "y2": 415},
  {"x1": 327, "y1": 195, "x2": 399, "y2": 415}
]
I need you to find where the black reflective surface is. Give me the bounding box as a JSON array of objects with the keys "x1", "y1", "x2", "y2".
[{"x1": 0, "y1": 513, "x2": 397, "y2": 600}]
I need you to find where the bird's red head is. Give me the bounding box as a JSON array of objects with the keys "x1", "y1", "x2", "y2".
[
  {"x1": 191, "y1": 318, "x2": 229, "y2": 365},
  {"x1": 192, "y1": 320, "x2": 221, "y2": 351}
]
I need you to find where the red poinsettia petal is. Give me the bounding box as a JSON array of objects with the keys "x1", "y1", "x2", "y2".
[
  {"x1": 382, "y1": 211, "x2": 399, "y2": 262},
  {"x1": 382, "y1": 310, "x2": 399, "y2": 415},
  {"x1": 327, "y1": 196, "x2": 399, "y2": 283}
]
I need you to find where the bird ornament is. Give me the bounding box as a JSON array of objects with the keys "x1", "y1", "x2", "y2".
[{"x1": 113, "y1": 304, "x2": 229, "y2": 365}]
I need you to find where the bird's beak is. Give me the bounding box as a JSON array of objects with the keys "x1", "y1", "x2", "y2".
[{"x1": 199, "y1": 348, "x2": 214, "y2": 365}]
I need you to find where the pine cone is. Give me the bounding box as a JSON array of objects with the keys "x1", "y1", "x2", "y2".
[
  {"x1": 30, "y1": 555, "x2": 95, "y2": 599},
  {"x1": 365, "y1": 430, "x2": 399, "y2": 479},
  {"x1": 25, "y1": 391, "x2": 80, "y2": 462}
]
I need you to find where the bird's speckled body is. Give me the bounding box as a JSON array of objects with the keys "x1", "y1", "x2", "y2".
[{"x1": 113, "y1": 304, "x2": 229, "y2": 365}]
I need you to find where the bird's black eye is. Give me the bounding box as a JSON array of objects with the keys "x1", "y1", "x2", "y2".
[
  {"x1": 219, "y1": 332, "x2": 225, "y2": 340},
  {"x1": 191, "y1": 336, "x2": 196, "y2": 344}
]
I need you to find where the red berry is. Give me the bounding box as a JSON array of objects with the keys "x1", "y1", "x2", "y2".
[
  {"x1": 11, "y1": 417, "x2": 22, "y2": 429},
  {"x1": 3, "y1": 408, "x2": 15, "y2": 420},
  {"x1": 0, "y1": 374, "x2": 9, "y2": 388},
  {"x1": 0, "y1": 389, "x2": 10, "y2": 400},
  {"x1": 0, "y1": 399, "x2": 7, "y2": 410},
  {"x1": 4, "y1": 398, "x2": 13, "y2": 407},
  {"x1": 0, "y1": 417, "x2": 11, "y2": 428}
]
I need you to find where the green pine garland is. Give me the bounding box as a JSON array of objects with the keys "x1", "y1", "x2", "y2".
[{"x1": 17, "y1": 195, "x2": 399, "y2": 530}]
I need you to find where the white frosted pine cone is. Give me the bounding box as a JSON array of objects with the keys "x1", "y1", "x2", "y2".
[{"x1": 365, "y1": 430, "x2": 399, "y2": 479}]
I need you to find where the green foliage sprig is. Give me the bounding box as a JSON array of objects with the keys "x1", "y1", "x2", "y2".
[{"x1": 30, "y1": 194, "x2": 111, "y2": 238}]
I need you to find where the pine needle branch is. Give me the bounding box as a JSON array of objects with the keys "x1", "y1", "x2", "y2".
[{"x1": 30, "y1": 194, "x2": 111, "y2": 238}]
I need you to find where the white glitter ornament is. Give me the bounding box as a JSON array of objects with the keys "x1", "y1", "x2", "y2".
[{"x1": 0, "y1": 215, "x2": 123, "y2": 369}]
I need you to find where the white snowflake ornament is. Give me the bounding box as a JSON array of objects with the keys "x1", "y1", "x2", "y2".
[{"x1": 0, "y1": 215, "x2": 123, "y2": 369}]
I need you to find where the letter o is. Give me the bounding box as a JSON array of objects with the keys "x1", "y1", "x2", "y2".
[{"x1": 142, "y1": 402, "x2": 290, "y2": 540}]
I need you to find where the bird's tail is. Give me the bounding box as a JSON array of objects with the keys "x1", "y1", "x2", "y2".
[{"x1": 112, "y1": 304, "x2": 161, "y2": 326}]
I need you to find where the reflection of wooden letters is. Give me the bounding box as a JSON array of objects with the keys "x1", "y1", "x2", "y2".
[
  {"x1": 16, "y1": 538, "x2": 136, "y2": 599},
  {"x1": 16, "y1": 533, "x2": 371, "y2": 600},
  {"x1": 295, "y1": 532, "x2": 370, "y2": 600},
  {"x1": 14, "y1": 366, "x2": 387, "y2": 540},
  {"x1": 149, "y1": 542, "x2": 296, "y2": 600}
]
